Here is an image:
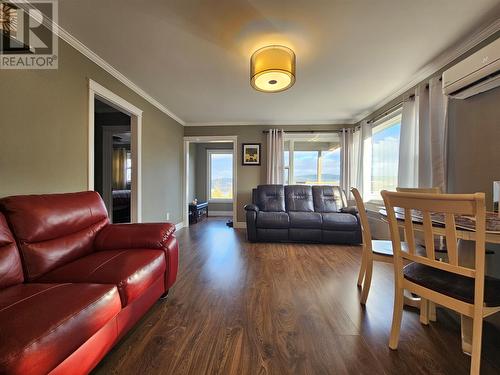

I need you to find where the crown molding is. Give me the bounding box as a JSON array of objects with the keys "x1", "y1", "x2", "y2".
[
  {"x1": 352, "y1": 18, "x2": 500, "y2": 123},
  {"x1": 17, "y1": 1, "x2": 185, "y2": 125},
  {"x1": 184, "y1": 119, "x2": 354, "y2": 127}
]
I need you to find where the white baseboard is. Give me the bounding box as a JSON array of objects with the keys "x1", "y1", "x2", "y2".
[
  {"x1": 175, "y1": 222, "x2": 185, "y2": 231},
  {"x1": 208, "y1": 211, "x2": 233, "y2": 217},
  {"x1": 233, "y1": 221, "x2": 247, "y2": 229}
]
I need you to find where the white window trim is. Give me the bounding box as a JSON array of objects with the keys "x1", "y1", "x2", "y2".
[{"x1": 207, "y1": 149, "x2": 234, "y2": 203}]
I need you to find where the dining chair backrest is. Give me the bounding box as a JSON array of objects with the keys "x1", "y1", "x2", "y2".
[
  {"x1": 396, "y1": 187, "x2": 442, "y2": 194},
  {"x1": 351, "y1": 188, "x2": 372, "y2": 248},
  {"x1": 381, "y1": 190, "x2": 486, "y2": 288}
]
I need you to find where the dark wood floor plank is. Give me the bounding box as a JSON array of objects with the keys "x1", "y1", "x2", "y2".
[{"x1": 92, "y1": 218, "x2": 500, "y2": 375}]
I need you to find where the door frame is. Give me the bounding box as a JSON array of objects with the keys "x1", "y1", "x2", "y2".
[
  {"x1": 183, "y1": 136, "x2": 238, "y2": 227},
  {"x1": 88, "y1": 79, "x2": 143, "y2": 222}
]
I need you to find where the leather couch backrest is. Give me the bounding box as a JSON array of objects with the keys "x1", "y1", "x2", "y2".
[
  {"x1": 255, "y1": 185, "x2": 285, "y2": 212},
  {"x1": 312, "y1": 186, "x2": 346, "y2": 212},
  {"x1": 285, "y1": 185, "x2": 314, "y2": 212},
  {"x1": 0, "y1": 212, "x2": 24, "y2": 289},
  {"x1": 0, "y1": 191, "x2": 109, "y2": 281}
]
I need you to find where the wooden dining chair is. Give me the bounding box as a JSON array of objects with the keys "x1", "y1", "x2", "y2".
[
  {"x1": 352, "y1": 187, "x2": 425, "y2": 305},
  {"x1": 397, "y1": 187, "x2": 443, "y2": 321},
  {"x1": 396, "y1": 187, "x2": 442, "y2": 194},
  {"x1": 382, "y1": 190, "x2": 500, "y2": 375}
]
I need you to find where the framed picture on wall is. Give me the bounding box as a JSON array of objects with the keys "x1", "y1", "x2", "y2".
[{"x1": 242, "y1": 143, "x2": 261, "y2": 166}]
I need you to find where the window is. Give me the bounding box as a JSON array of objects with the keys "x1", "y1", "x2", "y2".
[
  {"x1": 368, "y1": 111, "x2": 402, "y2": 199},
  {"x1": 284, "y1": 135, "x2": 341, "y2": 185},
  {"x1": 207, "y1": 150, "x2": 233, "y2": 201}
]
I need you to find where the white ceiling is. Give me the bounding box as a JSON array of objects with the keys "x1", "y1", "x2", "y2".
[{"x1": 58, "y1": 0, "x2": 500, "y2": 125}]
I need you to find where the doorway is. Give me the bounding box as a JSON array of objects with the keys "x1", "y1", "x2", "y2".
[
  {"x1": 94, "y1": 98, "x2": 131, "y2": 222},
  {"x1": 183, "y1": 136, "x2": 238, "y2": 227},
  {"x1": 88, "y1": 79, "x2": 143, "y2": 222}
]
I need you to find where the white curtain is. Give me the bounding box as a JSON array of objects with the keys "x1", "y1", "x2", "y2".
[
  {"x1": 428, "y1": 77, "x2": 449, "y2": 191},
  {"x1": 417, "y1": 84, "x2": 432, "y2": 187},
  {"x1": 266, "y1": 129, "x2": 285, "y2": 184},
  {"x1": 340, "y1": 128, "x2": 351, "y2": 196},
  {"x1": 416, "y1": 77, "x2": 449, "y2": 191},
  {"x1": 397, "y1": 97, "x2": 419, "y2": 188},
  {"x1": 350, "y1": 120, "x2": 372, "y2": 199}
]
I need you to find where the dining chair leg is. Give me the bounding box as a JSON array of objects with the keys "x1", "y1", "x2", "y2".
[
  {"x1": 429, "y1": 302, "x2": 437, "y2": 322},
  {"x1": 470, "y1": 316, "x2": 484, "y2": 375},
  {"x1": 360, "y1": 257, "x2": 373, "y2": 305},
  {"x1": 357, "y1": 248, "x2": 367, "y2": 287},
  {"x1": 419, "y1": 298, "x2": 429, "y2": 325},
  {"x1": 389, "y1": 286, "x2": 404, "y2": 350}
]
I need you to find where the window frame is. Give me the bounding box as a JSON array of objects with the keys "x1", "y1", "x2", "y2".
[{"x1": 207, "y1": 149, "x2": 234, "y2": 203}]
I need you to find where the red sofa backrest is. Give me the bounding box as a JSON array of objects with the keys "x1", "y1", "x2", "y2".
[
  {"x1": 0, "y1": 191, "x2": 109, "y2": 281},
  {"x1": 0, "y1": 212, "x2": 24, "y2": 289}
]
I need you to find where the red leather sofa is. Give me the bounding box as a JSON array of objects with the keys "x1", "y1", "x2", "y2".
[{"x1": 0, "y1": 191, "x2": 179, "y2": 375}]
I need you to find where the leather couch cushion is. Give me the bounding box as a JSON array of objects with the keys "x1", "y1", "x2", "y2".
[
  {"x1": 285, "y1": 185, "x2": 314, "y2": 212},
  {"x1": 312, "y1": 186, "x2": 345, "y2": 213},
  {"x1": 321, "y1": 213, "x2": 359, "y2": 231},
  {"x1": 0, "y1": 283, "x2": 121, "y2": 375},
  {"x1": 289, "y1": 212, "x2": 322, "y2": 229},
  {"x1": 0, "y1": 213, "x2": 24, "y2": 288},
  {"x1": 0, "y1": 192, "x2": 109, "y2": 280},
  {"x1": 256, "y1": 211, "x2": 289, "y2": 229},
  {"x1": 255, "y1": 185, "x2": 285, "y2": 212},
  {"x1": 38, "y1": 249, "x2": 166, "y2": 307}
]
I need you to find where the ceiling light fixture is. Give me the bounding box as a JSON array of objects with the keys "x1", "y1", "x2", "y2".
[{"x1": 250, "y1": 45, "x2": 295, "y2": 93}]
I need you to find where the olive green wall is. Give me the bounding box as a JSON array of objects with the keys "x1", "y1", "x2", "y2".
[
  {"x1": 184, "y1": 124, "x2": 351, "y2": 222},
  {"x1": 0, "y1": 39, "x2": 184, "y2": 223}
]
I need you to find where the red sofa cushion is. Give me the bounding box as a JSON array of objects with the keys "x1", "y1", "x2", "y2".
[
  {"x1": 0, "y1": 192, "x2": 109, "y2": 280},
  {"x1": 0, "y1": 213, "x2": 24, "y2": 289},
  {"x1": 0, "y1": 283, "x2": 121, "y2": 375},
  {"x1": 38, "y1": 249, "x2": 166, "y2": 307}
]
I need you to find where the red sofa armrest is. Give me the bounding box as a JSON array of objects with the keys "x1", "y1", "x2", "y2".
[
  {"x1": 95, "y1": 223, "x2": 178, "y2": 290},
  {"x1": 95, "y1": 223, "x2": 175, "y2": 251}
]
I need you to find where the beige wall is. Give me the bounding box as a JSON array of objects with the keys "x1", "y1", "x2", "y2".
[
  {"x1": 184, "y1": 124, "x2": 351, "y2": 222},
  {"x1": 0, "y1": 39, "x2": 184, "y2": 223}
]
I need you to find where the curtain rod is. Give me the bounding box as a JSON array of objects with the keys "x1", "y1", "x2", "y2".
[
  {"x1": 367, "y1": 94, "x2": 414, "y2": 124},
  {"x1": 366, "y1": 76, "x2": 443, "y2": 124},
  {"x1": 262, "y1": 129, "x2": 344, "y2": 134}
]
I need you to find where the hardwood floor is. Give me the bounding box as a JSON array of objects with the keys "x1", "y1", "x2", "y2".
[{"x1": 92, "y1": 217, "x2": 500, "y2": 375}]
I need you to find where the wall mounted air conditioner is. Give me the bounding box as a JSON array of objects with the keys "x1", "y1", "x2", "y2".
[{"x1": 442, "y1": 37, "x2": 500, "y2": 99}]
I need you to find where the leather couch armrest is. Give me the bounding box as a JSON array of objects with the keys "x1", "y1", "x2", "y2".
[
  {"x1": 94, "y1": 223, "x2": 176, "y2": 251},
  {"x1": 244, "y1": 204, "x2": 259, "y2": 212},
  {"x1": 340, "y1": 206, "x2": 359, "y2": 215}
]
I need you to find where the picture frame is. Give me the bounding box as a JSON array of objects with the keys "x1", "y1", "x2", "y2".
[{"x1": 242, "y1": 143, "x2": 261, "y2": 166}]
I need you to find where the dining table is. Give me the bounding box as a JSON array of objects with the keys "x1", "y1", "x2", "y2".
[{"x1": 378, "y1": 207, "x2": 500, "y2": 355}]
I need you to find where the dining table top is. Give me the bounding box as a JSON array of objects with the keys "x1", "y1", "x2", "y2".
[{"x1": 378, "y1": 207, "x2": 500, "y2": 244}]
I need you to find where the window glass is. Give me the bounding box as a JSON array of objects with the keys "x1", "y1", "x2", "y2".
[
  {"x1": 209, "y1": 151, "x2": 233, "y2": 200},
  {"x1": 320, "y1": 149, "x2": 341, "y2": 185},
  {"x1": 293, "y1": 151, "x2": 319, "y2": 184},
  {"x1": 370, "y1": 114, "x2": 401, "y2": 198}
]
